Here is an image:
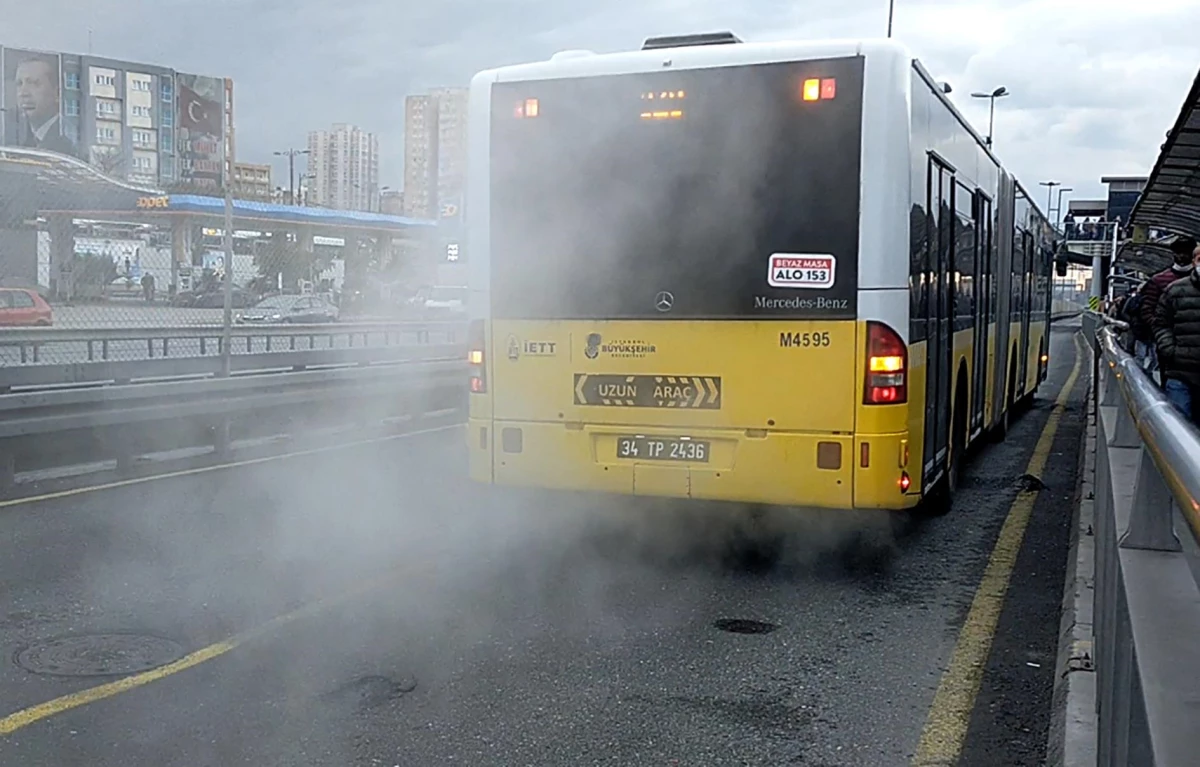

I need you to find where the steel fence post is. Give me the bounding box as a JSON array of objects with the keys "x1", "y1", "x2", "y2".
[
  {"x1": 1101, "y1": 361, "x2": 1122, "y2": 407},
  {"x1": 1119, "y1": 448, "x2": 1183, "y2": 552},
  {"x1": 1109, "y1": 402, "x2": 1140, "y2": 448}
]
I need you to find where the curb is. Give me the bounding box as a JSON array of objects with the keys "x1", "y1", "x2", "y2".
[{"x1": 1046, "y1": 351, "x2": 1098, "y2": 766}]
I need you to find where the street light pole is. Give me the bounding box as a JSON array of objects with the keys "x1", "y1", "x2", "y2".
[
  {"x1": 1054, "y1": 186, "x2": 1073, "y2": 227},
  {"x1": 273, "y1": 148, "x2": 309, "y2": 206},
  {"x1": 1039, "y1": 180, "x2": 1060, "y2": 218},
  {"x1": 887, "y1": 0, "x2": 895, "y2": 37},
  {"x1": 970, "y1": 86, "x2": 1009, "y2": 147}
]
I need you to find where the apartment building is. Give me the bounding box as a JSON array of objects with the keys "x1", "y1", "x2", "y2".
[
  {"x1": 306, "y1": 123, "x2": 380, "y2": 211},
  {"x1": 0, "y1": 44, "x2": 231, "y2": 191},
  {"x1": 402, "y1": 87, "x2": 467, "y2": 221},
  {"x1": 232, "y1": 161, "x2": 272, "y2": 201}
]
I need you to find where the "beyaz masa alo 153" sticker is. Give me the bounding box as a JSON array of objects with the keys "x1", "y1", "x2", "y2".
[{"x1": 767, "y1": 253, "x2": 836, "y2": 289}]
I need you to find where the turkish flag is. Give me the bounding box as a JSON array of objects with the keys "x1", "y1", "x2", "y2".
[{"x1": 178, "y1": 83, "x2": 221, "y2": 135}]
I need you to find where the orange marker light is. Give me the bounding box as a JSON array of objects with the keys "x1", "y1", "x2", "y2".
[
  {"x1": 525, "y1": 98, "x2": 539, "y2": 117},
  {"x1": 802, "y1": 78, "x2": 820, "y2": 101},
  {"x1": 820, "y1": 78, "x2": 837, "y2": 99}
]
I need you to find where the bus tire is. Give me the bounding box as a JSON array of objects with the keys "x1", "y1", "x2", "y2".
[
  {"x1": 946, "y1": 374, "x2": 969, "y2": 496},
  {"x1": 991, "y1": 403, "x2": 1009, "y2": 442},
  {"x1": 991, "y1": 357, "x2": 1017, "y2": 442}
]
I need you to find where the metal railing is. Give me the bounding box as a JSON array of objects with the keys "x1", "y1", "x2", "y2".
[
  {"x1": 0, "y1": 321, "x2": 466, "y2": 391},
  {"x1": 1082, "y1": 310, "x2": 1200, "y2": 766}
]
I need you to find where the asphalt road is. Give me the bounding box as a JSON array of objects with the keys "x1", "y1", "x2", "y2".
[{"x1": 0, "y1": 324, "x2": 1087, "y2": 766}]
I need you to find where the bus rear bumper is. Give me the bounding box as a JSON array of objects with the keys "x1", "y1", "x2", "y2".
[{"x1": 468, "y1": 419, "x2": 919, "y2": 511}]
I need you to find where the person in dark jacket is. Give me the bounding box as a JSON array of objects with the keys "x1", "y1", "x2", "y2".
[
  {"x1": 1140, "y1": 236, "x2": 1196, "y2": 385},
  {"x1": 1141, "y1": 236, "x2": 1196, "y2": 330},
  {"x1": 1153, "y1": 241, "x2": 1200, "y2": 423}
]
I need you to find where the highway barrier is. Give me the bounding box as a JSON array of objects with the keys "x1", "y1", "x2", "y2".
[
  {"x1": 1082, "y1": 311, "x2": 1200, "y2": 766},
  {"x1": 0, "y1": 358, "x2": 466, "y2": 491}
]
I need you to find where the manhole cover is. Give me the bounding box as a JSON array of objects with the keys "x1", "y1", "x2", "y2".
[
  {"x1": 713, "y1": 618, "x2": 778, "y2": 635},
  {"x1": 15, "y1": 634, "x2": 184, "y2": 677},
  {"x1": 322, "y1": 675, "x2": 418, "y2": 710}
]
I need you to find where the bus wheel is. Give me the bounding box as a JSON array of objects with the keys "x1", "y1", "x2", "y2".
[
  {"x1": 990, "y1": 359, "x2": 1017, "y2": 443},
  {"x1": 947, "y1": 394, "x2": 967, "y2": 495},
  {"x1": 991, "y1": 399, "x2": 1010, "y2": 443}
]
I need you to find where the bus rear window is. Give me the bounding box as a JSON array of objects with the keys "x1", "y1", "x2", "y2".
[{"x1": 488, "y1": 56, "x2": 863, "y2": 320}]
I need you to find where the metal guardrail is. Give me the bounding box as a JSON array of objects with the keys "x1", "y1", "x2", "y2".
[
  {"x1": 0, "y1": 320, "x2": 462, "y2": 348},
  {"x1": 1082, "y1": 310, "x2": 1200, "y2": 766},
  {"x1": 0, "y1": 321, "x2": 467, "y2": 391},
  {"x1": 0, "y1": 359, "x2": 467, "y2": 489}
]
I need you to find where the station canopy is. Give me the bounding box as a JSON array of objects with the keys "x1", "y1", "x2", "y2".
[{"x1": 1122, "y1": 64, "x2": 1200, "y2": 273}]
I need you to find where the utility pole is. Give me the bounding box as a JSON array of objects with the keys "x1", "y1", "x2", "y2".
[{"x1": 221, "y1": 79, "x2": 236, "y2": 378}]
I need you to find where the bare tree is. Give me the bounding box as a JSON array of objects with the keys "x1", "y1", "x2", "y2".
[{"x1": 90, "y1": 148, "x2": 126, "y2": 178}]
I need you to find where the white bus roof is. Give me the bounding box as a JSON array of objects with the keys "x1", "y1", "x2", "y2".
[{"x1": 474, "y1": 36, "x2": 910, "y2": 85}]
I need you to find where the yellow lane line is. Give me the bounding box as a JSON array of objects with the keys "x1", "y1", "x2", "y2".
[
  {"x1": 0, "y1": 572, "x2": 396, "y2": 736},
  {"x1": 0, "y1": 423, "x2": 463, "y2": 510},
  {"x1": 912, "y1": 332, "x2": 1083, "y2": 766}
]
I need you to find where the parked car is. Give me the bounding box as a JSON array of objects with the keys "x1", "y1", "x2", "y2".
[
  {"x1": 171, "y1": 286, "x2": 256, "y2": 309},
  {"x1": 236, "y1": 294, "x2": 339, "y2": 324},
  {"x1": 106, "y1": 276, "x2": 145, "y2": 301},
  {"x1": 0, "y1": 288, "x2": 52, "y2": 326},
  {"x1": 421, "y1": 285, "x2": 467, "y2": 317}
]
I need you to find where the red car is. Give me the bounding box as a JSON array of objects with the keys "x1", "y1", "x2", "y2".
[{"x1": 0, "y1": 288, "x2": 53, "y2": 326}]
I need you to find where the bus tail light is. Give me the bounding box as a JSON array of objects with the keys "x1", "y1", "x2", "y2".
[
  {"x1": 864, "y1": 321, "x2": 907, "y2": 405},
  {"x1": 468, "y1": 319, "x2": 487, "y2": 394}
]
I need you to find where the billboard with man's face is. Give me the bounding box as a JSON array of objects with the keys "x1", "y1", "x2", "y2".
[
  {"x1": 176, "y1": 72, "x2": 225, "y2": 190},
  {"x1": 1, "y1": 47, "x2": 78, "y2": 158}
]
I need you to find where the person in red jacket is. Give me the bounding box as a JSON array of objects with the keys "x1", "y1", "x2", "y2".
[{"x1": 1139, "y1": 235, "x2": 1197, "y2": 385}]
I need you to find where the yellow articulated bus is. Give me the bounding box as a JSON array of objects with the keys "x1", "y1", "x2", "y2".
[{"x1": 464, "y1": 33, "x2": 1055, "y2": 512}]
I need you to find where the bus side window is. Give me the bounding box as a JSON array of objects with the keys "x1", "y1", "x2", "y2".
[
  {"x1": 910, "y1": 172, "x2": 930, "y2": 342},
  {"x1": 954, "y1": 180, "x2": 975, "y2": 326}
]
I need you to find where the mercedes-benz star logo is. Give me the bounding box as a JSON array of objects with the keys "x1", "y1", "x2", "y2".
[{"x1": 654, "y1": 291, "x2": 674, "y2": 312}]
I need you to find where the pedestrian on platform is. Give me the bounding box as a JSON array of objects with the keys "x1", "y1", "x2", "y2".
[
  {"x1": 1121, "y1": 284, "x2": 1156, "y2": 370},
  {"x1": 1140, "y1": 235, "x2": 1196, "y2": 387},
  {"x1": 1152, "y1": 240, "x2": 1200, "y2": 424}
]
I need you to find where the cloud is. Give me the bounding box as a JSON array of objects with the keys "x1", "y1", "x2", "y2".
[{"x1": 4, "y1": 0, "x2": 1198, "y2": 204}]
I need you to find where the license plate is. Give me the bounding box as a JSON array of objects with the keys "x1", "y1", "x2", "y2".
[{"x1": 616, "y1": 435, "x2": 710, "y2": 463}]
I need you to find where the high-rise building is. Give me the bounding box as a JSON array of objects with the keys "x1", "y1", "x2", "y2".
[
  {"x1": 231, "y1": 161, "x2": 272, "y2": 200},
  {"x1": 0, "y1": 44, "x2": 231, "y2": 191},
  {"x1": 403, "y1": 95, "x2": 435, "y2": 219},
  {"x1": 403, "y1": 87, "x2": 467, "y2": 221},
  {"x1": 306, "y1": 123, "x2": 380, "y2": 212}
]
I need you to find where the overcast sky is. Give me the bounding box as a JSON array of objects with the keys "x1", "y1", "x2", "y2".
[{"x1": 6, "y1": 0, "x2": 1198, "y2": 210}]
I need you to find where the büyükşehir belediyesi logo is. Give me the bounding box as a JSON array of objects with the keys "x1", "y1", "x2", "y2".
[{"x1": 585, "y1": 333, "x2": 601, "y2": 359}]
